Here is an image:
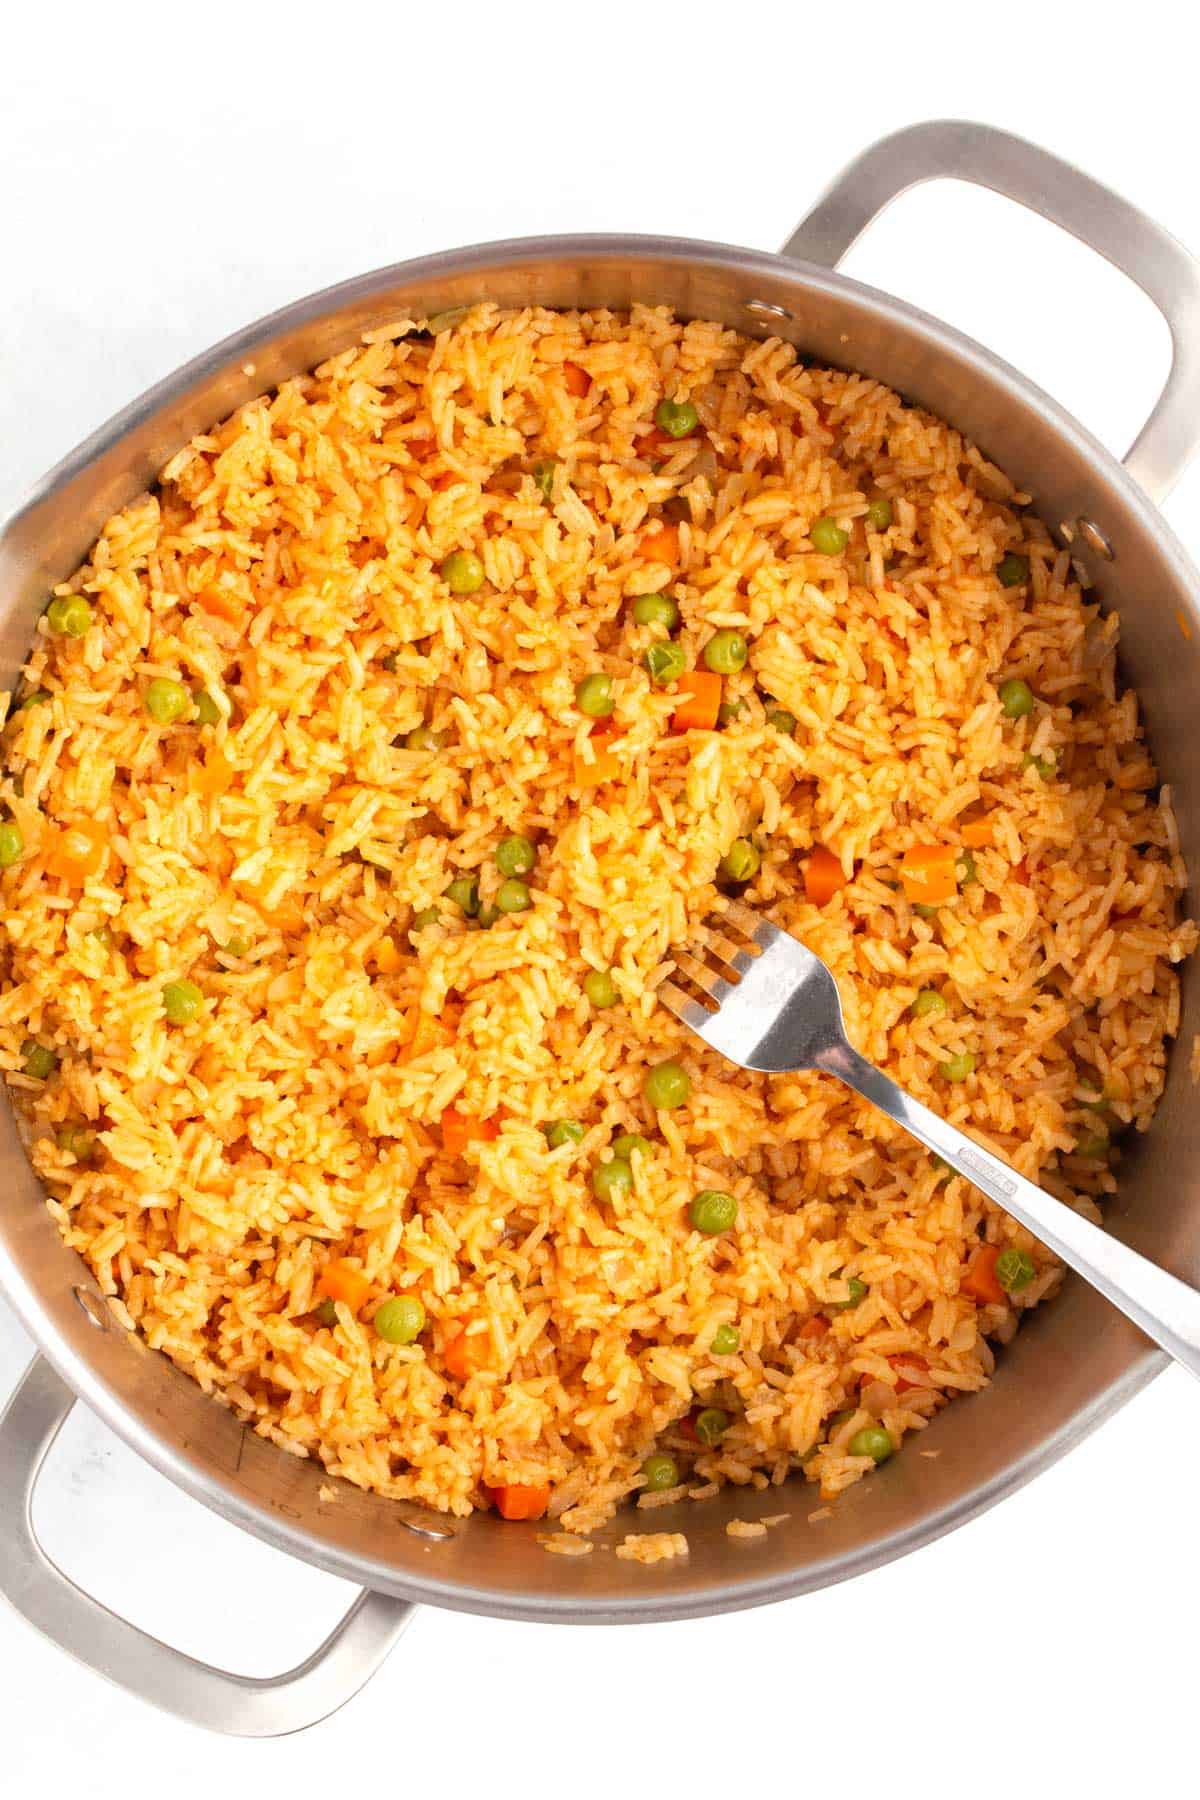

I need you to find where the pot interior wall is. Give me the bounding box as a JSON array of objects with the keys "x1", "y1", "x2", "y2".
[{"x1": 1, "y1": 242, "x2": 1196, "y2": 1618}]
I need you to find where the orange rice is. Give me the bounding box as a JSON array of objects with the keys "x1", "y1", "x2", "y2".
[{"x1": 1, "y1": 303, "x2": 1195, "y2": 1533}]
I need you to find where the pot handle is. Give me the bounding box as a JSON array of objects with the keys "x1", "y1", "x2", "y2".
[
  {"x1": 0, "y1": 1357, "x2": 416, "y2": 1736},
  {"x1": 781, "y1": 119, "x2": 1200, "y2": 505}
]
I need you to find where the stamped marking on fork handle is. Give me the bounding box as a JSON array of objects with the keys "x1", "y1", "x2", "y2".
[{"x1": 954, "y1": 1143, "x2": 1017, "y2": 1198}]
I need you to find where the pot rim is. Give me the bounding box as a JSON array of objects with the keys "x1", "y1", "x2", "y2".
[{"x1": 0, "y1": 226, "x2": 1184, "y2": 1620}]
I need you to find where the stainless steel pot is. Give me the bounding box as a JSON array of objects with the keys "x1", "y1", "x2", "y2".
[{"x1": 3, "y1": 120, "x2": 1200, "y2": 1737}]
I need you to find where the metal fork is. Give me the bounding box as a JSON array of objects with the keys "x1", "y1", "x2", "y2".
[{"x1": 660, "y1": 896, "x2": 1200, "y2": 1383}]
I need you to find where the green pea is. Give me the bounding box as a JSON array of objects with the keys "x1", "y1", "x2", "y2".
[
  {"x1": 654, "y1": 397, "x2": 699, "y2": 438},
  {"x1": 703, "y1": 630, "x2": 748, "y2": 675},
  {"x1": 89, "y1": 924, "x2": 116, "y2": 951},
  {"x1": 57, "y1": 1124, "x2": 96, "y2": 1164},
  {"x1": 592, "y1": 1156, "x2": 633, "y2": 1202},
  {"x1": 641, "y1": 1453, "x2": 680, "y2": 1491},
  {"x1": 46, "y1": 594, "x2": 93, "y2": 637},
  {"x1": 847, "y1": 1426, "x2": 894, "y2": 1463},
  {"x1": 16, "y1": 688, "x2": 50, "y2": 710},
  {"x1": 543, "y1": 1119, "x2": 585, "y2": 1148},
  {"x1": 997, "y1": 553, "x2": 1029, "y2": 587},
  {"x1": 583, "y1": 968, "x2": 618, "y2": 1009},
  {"x1": 316, "y1": 1298, "x2": 339, "y2": 1327},
  {"x1": 425, "y1": 307, "x2": 470, "y2": 334},
  {"x1": 998, "y1": 678, "x2": 1035, "y2": 718},
  {"x1": 496, "y1": 835, "x2": 536, "y2": 877},
  {"x1": 576, "y1": 672, "x2": 614, "y2": 717},
  {"x1": 144, "y1": 678, "x2": 191, "y2": 725},
  {"x1": 444, "y1": 876, "x2": 479, "y2": 916},
  {"x1": 938, "y1": 1051, "x2": 976, "y2": 1082},
  {"x1": 694, "y1": 1407, "x2": 730, "y2": 1447},
  {"x1": 162, "y1": 979, "x2": 203, "y2": 1025},
  {"x1": 0, "y1": 822, "x2": 24, "y2": 867},
  {"x1": 644, "y1": 642, "x2": 687, "y2": 686},
  {"x1": 719, "y1": 837, "x2": 760, "y2": 883},
  {"x1": 767, "y1": 708, "x2": 797, "y2": 736},
  {"x1": 717, "y1": 700, "x2": 745, "y2": 726},
  {"x1": 193, "y1": 688, "x2": 222, "y2": 726},
  {"x1": 441, "y1": 550, "x2": 485, "y2": 593},
  {"x1": 632, "y1": 592, "x2": 680, "y2": 632},
  {"x1": 1075, "y1": 1132, "x2": 1110, "y2": 1159},
  {"x1": 710, "y1": 1322, "x2": 740, "y2": 1355},
  {"x1": 912, "y1": 903, "x2": 940, "y2": 920},
  {"x1": 911, "y1": 989, "x2": 947, "y2": 1017},
  {"x1": 222, "y1": 936, "x2": 249, "y2": 958},
  {"x1": 995, "y1": 1247, "x2": 1036, "y2": 1293},
  {"x1": 956, "y1": 848, "x2": 978, "y2": 887},
  {"x1": 405, "y1": 724, "x2": 448, "y2": 751},
  {"x1": 411, "y1": 907, "x2": 441, "y2": 932},
  {"x1": 611, "y1": 1132, "x2": 652, "y2": 1159},
  {"x1": 475, "y1": 903, "x2": 500, "y2": 928},
  {"x1": 496, "y1": 878, "x2": 532, "y2": 914},
  {"x1": 688, "y1": 1189, "x2": 738, "y2": 1235},
  {"x1": 865, "y1": 498, "x2": 894, "y2": 531},
  {"x1": 830, "y1": 1276, "x2": 867, "y2": 1312},
  {"x1": 374, "y1": 1294, "x2": 426, "y2": 1344},
  {"x1": 1023, "y1": 751, "x2": 1056, "y2": 780},
  {"x1": 533, "y1": 459, "x2": 558, "y2": 502},
  {"x1": 21, "y1": 1039, "x2": 57, "y2": 1080},
  {"x1": 643, "y1": 1059, "x2": 691, "y2": 1110},
  {"x1": 810, "y1": 517, "x2": 849, "y2": 555}
]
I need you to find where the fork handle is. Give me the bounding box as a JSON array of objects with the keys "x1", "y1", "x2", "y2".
[{"x1": 818, "y1": 1041, "x2": 1200, "y2": 1383}]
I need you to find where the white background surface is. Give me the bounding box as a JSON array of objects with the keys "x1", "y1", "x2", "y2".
[{"x1": 3, "y1": 2, "x2": 1198, "y2": 1787}]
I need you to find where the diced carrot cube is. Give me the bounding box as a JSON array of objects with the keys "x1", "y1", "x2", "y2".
[
  {"x1": 46, "y1": 820, "x2": 108, "y2": 885},
  {"x1": 193, "y1": 748, "x2": 233, "y2": 800},
  {"x1": 670, "y1": 671, "x2": 721, "y2": 731},
  {"x1": 563, "y1": 362, "x2": 590, "y2": 398},
  {"x1": 640, "y1": 522, "x2": 680, "y2": 566},
  {"x1": 195, "y1": 589, "x2": 246, "y2": 626},
  {"x1": 899, "y1": 843, "x2": 958, "y2": 906},
  {"x1": 440, "y1": 1108, "x2": 500, "y2": 1158},
  {"x1": 804, "y1": 846, "x2": 850, "y2": 906},
  {"x1": 962, "y1": 1244, "x2": 1006, "y2": 1306},
  {"x1": 443, "y1": 1325, "x2": 491, "y2": 1379},
  {"x1": 486, "y1": 1483, "x2": 551, "y2": 1521},
  {"x1": 404, "y1": 1012, "x2": 451, "y2": 1061},
  {"x1": 961, "y1": 816, "x2": 995, "y2": 849},
  {"x1": 318, "y1": 1260, "x2": 373, "y2": 1312},
  {"x1": 374, "y1": 936, "x2": 403, "y2": 975},
  {"x1": 573, "y1": 745, "x2": 621, "y2": 787}
]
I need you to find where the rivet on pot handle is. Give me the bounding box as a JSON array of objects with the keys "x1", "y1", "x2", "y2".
[
  {"x1": 781, "y1": 119, "x2": 1200, "y2": 506},
  {"x1": 0, "y1": 1357, "x2": 415, "y2": 1736}
]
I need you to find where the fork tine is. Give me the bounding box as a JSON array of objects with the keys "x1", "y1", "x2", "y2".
[
  {"x1": 716, "y1": 895, "x2": 776, "y2": 948},
  {"x1": 674, "y1": 950, "x2": 734, "y2": 999},
  {"x1": 657, "y1": 977, "x2": 715, "y2": 1030},
  {"x1": 692, "y1": 923, "x2": 749, "y2": 967}
]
